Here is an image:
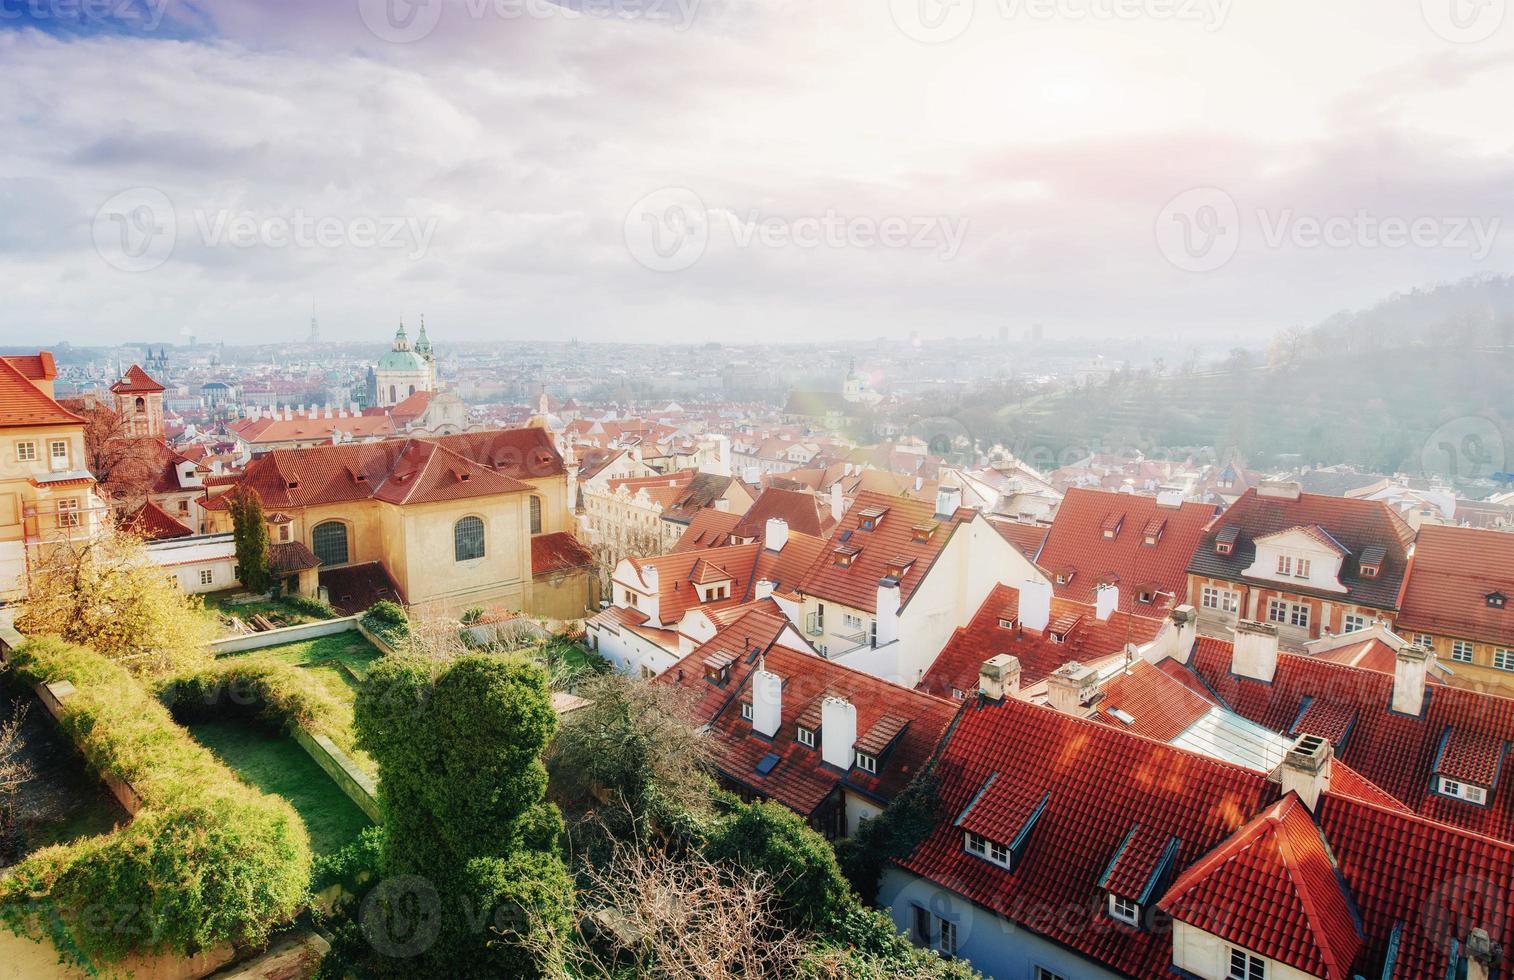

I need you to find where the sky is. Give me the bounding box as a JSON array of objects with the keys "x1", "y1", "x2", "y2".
[{"x1": 2, "y1": 0, "x2": 1512, "y2": 346}]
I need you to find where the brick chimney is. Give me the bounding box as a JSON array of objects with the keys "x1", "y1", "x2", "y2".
[
  {"x1": 821, "y1": 697, "x2": 857, "y2": 770},
  {"x1": 1279, "y1": 734, "x2": 1333, "y2": 811},
  {"x1": 751, "y1": 660, "x2": 782, "y2": 738},
  {"x1": 1393, "y1": 644, "x2": 1433, "y2": 717},
  {"x1": 1232, "y1": 620, "x2": 1280, "y2": 683},
  {"x1": 979, "y1": 654, "x2": 1021, "y2": 701},
  {"x1": 1047, "y1": 661, "x2": 1098, "y2": 714},
  {"x1": 764, "y1": 518, "x2": 789, "y2": 552}
]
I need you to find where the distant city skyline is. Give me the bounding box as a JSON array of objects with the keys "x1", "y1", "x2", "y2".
[{"x1": 3, "y1": 1, "x2": 1511, "y2": 345}]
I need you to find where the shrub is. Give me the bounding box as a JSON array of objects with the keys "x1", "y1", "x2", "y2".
[
  {"x1": 835, "y1": 768, "x2": 941, "y2": 903},
  {"x1": 156, "y1": 655, "x2": 364, "y2": 759},
  {"x1": 797, "y1": 904, "x2": 983, "y2": 979},
  {"x1": 460, "y1": 606, "x2": 485, "y2": 625},
  {"x1": 0, "y1": 638, "x2": 311, "y2": 970},
  {"x1": 361, "y1": 601, "x2": 410, "y2": 650},
  {"x1": 283, "y1": 594, "x2": 337, "y2": 619},
  {"x1": 704, "y1": 800, "x2": 852, "y2": 932}
]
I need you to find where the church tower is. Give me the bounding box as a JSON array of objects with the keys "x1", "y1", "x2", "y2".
[{"x1": 372, "y1": 318, "x2": 438, "y2": 407}]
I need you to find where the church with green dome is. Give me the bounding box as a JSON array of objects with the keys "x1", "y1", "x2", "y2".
[{"x1": 374, "y1": 318, "x2": 437, "y2": 406}]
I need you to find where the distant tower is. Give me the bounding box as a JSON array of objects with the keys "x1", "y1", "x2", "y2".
[
  {"x1": 110, "y1": 364, "x2": 167, "y2": 439},
  {"x1": 308, "y1": 302, "x2": 320, "y2": 344},
  {"x1": 373, "y1": 318, "x2": 436, "y2": 407}
]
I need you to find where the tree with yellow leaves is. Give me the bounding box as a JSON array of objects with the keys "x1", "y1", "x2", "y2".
[{"x1": 15, "y1": 528, "x2": 214, "y2": 676}]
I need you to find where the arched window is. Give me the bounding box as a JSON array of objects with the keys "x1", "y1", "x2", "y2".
[
  {"x1": 408, "y1": 384, "x2": 416, "y2": 397},
  {"x1": 454, "y1": 516, "x2": 485, "y2": 561},
  {"x1": 134, "y1": 396, "x2": 146, "y2": 413},
  {"x1": 529, "y1": 495, "x2": 543, "y2": 535},
  {"x1": 388, "y1": 384, "x2": 397, "y2": 403},
  {"x1": 312, "y1": 521, "x2": 349, "y2": 567}
]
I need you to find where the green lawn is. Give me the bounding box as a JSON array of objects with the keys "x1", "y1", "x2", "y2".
[
  {"x1": 187, "y1": 719, "x2": 371, "y2": 855},
  {"x1": 222, "y1": 631, "x2": 382, "y2": 704}
]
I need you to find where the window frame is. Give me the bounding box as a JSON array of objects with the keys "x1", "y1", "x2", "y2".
[
  {"x1": 453, "y1": 515, "x2": 486, "y2": 562},
  {"x1": 854, "y1": 752, "x2": 878, "y2": 775},
  {"x1": 55, "y1": 497, "x2": 80, "y2": 528},
  {"x1": 48, "y1": 440, "x2": 69, "y2": 468},
  {"x1": 198, "y1": 568, "x2": 215, "y2": 587},
  {"x1": 311, "y1": 520, "x2": 351, "y2": 567},
  {"x1": 1342, "y1": 613, "x2": 1369, "y2": 633},
  {"x1": 1108, "y1": 893, "x2": 1141, "y2": 927},
  {"x1": 16, "y1": 441, "x2": 37, "y2": 463},
  {"x1": 1228, "y1": 946, "x2": 1266, "y2": 980},
  {"x1": 1276, "y1": 555, "x2": 1292, "y2": 577},
  {"x1": 1493, "y1": 649, "x2": 1514, "y2": 672},
  {"x1": 796, "y1": 726, "x2": 815, "y2": 748},
  {"x1": 1451, "y1": 639, "x2": 1475, "y2": 664}
]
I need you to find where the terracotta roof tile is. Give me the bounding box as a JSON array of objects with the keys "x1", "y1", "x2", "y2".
[
  {"x1": 1038, "y1": 488, "x2": 1215, "y2": 614},
  {"x1": 121, "y1": 500, "x2": 193, "y2": 540},
  {"x1": 671, "y1": 509, "x2": 743, "y2": 552},
  {"x1": 0, "y1": 355, "x2": 82, "y2": 428},
  {"x1": 1397, "y1": 523, "x2": 1514, "y2": 648},
  {"x1": 799, "y1": 489, "x2": 966, "y2": 613},
  {"x1": 531, "y1": 531, "x2": 592, "y2": 576},
  {"x1": 108, "y1": 364, "x2": 165, "y2": 394},
  {"x1": 731, "y1": 486, "x2": 836, "y2": 540}
]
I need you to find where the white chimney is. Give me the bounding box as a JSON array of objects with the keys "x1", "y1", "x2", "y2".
[
  {"x1": 1019, "y1": 579, "x2": 1053, "y2": 632},
  {"x1": 1047, "y1": 661, "x2": 1099, "y2": 714},
  {"x1": 875, "y1": 580, "x2": 900, "y2": 647},
  {"x1": 1095, "y1": 583, "x2": 1119, "y2": 621},
  {"x1": 743, "y1": 465, "x2": 760, "y2": 485},
  {"x1": 1258, "y1": 479, "x2": 1303, "y2": 501},
  {"x1": 754, "y1": 579, "x2": 775, "y2": 601},
  {"x1": 1279, "y1": 734, "x2": 1333, "y2": 812},
  {"x1": 1167, "y1": 604, "x2": 1199, "y2": 663},
  {"x1": 1466, "y1": 929, "x2": 1495, "y2": 980},
  {"x1": 1232, "y1": 620, "x2": 1280, "y2": 683},
  {"x1": 751, "y1": 661, "x2": 782, "y2": 738},
  {"x1": 1156, "y1": 489, "x2": 1184, "y2": 509},
  {"x1": 1393, "y1": 644, "x2": 1432, "y2": 717},
  {"x1": 820, "y1": 697, "x2": 857, "y2": 770},
  {"x1": 979, "y1": 654, "x2": 1021, "y2": 701},
  {"x1": 830, "y1": 483, "x2": 844, "y2": 522},
  {"x1": 936, "y1": 485, "x2": 962, "y2": 519},
  {"x1": 764, "y1": 518, "x2": 789, "y2": 552}
]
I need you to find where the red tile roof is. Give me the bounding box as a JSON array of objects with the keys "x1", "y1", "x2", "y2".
[
  {"x1": 108, "y1": 364, "x2": 165, "y2": 394},
  {"x1": 229, "y1": 413, "x2": 397, "y2": 445},
  {"x1": 671, "y1": 508, "x2": 743, "y2": 552},
  {"x1": 1316, "y1": 791, "x2": 1514, "y2": 979},
  {"x1": 621, "y1": 533, "x2": 826, "y2": 626},
  {"x1": 121, "y1": 500, "x2": 193, "y2": 540},
  {"x1": 731, "y1": 487, "x2": 836, "y2": 540},
  {"x1": 1037, "y1": 488, "x2": 1215, "y2": 614},
  {"x1": 269, "y1": 540, "x2": 321, "y2": 575},
  {"x1": 531, "y1": 531, "x2": 593, "y2": 576},
  {"x1": 895, "y1": 696, "x2": 1278, "y2": 977},
  {"x1": 388, "y1": 390, "x2": 434, "y2": 425},
  {"x1": 1, "y1": 353, "x2": 56, "y2": 381},
  {"x1": 1397, "y1": 523, "x2": 1514, "y2": 648},
  {"x1": 1161, "y1": 794, "x2": 1363, "y2": 980},
  {"x1": 0, "y1": 356, "x2": 83, "y2": 428},
  {"x1": 426, "y1": 427, "x2": 565, "y2": 480},
  {"x1": 208, "y1": 437, "x2": 533, "y2": 511},
  {"x1": 319, "y1": 561, "x2": 403, "y2": 614},
  {"x1": 659, "y1": 637, "x2": 960, "y2": 815},
  {"x1": 799, "y1": 489, "x2": 968, "y2": 613},
  {"x1": 919, "y1": 583, "x2": 1165, "y2": 699},
  {"x1": 1188, "y1": 636, "x2": 1514, "y2": 842},
  {"x1": 1096, "y1": 659, "x2": 1213, "y2": 742},
  {"x1": 985, "y1": 515, "x2": 1050, "y2": 562},
  {"x1": 1188, "y1": 488, "x2": 1415, "y2": 611}
]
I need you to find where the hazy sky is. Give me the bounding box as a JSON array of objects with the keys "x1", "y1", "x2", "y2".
[{"x1": 2, "y1": 0, "x2": 1511, "y2": 346}]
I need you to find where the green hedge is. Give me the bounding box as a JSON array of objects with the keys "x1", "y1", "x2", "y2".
[
  {"x1": 0, "y1": 638, "x2": 312, "y2": 970},
  {"x1": 360, "y1": 601, "x2": 409, "y2": 650},
  {"x1": 156, "y1": 655, "x2": 363, "y2": 760}
]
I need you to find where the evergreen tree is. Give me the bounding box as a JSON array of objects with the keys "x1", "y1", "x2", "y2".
[{"x1": 231, "y1": 488, "x2": 271, "y2": 594}]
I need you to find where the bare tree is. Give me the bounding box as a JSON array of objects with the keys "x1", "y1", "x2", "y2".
[
  {"x1": 585, "y1": 519, "x2": 666, "y2": 601},
  {"x1": 522, "y1": 836, "x2": 804, "y2": 980},
  {"x1": 1, "y1": 703, "x2": 34, "y2": 866}
]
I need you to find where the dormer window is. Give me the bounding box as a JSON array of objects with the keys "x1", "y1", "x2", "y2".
[
  {"x1": 1437, "y1": 777, "x2": 1487, "y2": 804},
  {"x1": 796, "y1": 726, "x2": 815, "y2": 748},
  {"x1": 1142, "y1": 518, "x2": 1166, "y2": 546},
  {"x1": 703, "y1": 651, "x2": 735, "y2": 686},
  {"x1": 998, "y1": 617, "x2": 1017, "y2": 630},
  {"x1": 833, "y1": 544, "x2": 861, "y2": 567},
  {"x1": 1137, "y1": 590, "x2": 1155, "y2": 605},
  {"x1": 1216, "y1": 527, "x2": 1238, "y2": 555},
  {"x1": 740, "y1": 701, "x2": 753, "y2": 721},
  {"x1": 857, "y1": 506, "x2": 888, "y2": 531},
  {"x1": 1276, "y1": 555, "x2": 1292, "y2": 576},
  {"x1": 964, "y1": 831, "x2": 1012, "y2": 868},
  {"x1": 854, "y1": 752, "x2": 878, "y2": 775},
  {"x1": 911, "y1": 522, "x2": 937, "y2": 544},
  {"x1": 1055, "y1": 567, "x2": 1076, "y2": 586},
  {"x1": 1489, "y1": 592, "x2": 1508, "y2": 610},
  {"x1": 884, "y1": 556, "x2": 914, "y2": 580},
  {"x1": 1360, "y1": 562, "x2": 1380, "y2": 579},
  {"x1": 1108, "y1": 895, "x2": 1141, "y2": 927},
  {"x1": 1101, "y1": 514, "x2": 1123, "y2": 539}
]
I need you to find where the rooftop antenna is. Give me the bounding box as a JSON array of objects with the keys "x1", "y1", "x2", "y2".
[{"x1": 308, "y1": 301, "x2": 319, "y2": 344}]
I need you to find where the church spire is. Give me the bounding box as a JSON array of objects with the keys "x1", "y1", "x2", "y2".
[{"x1": 394, "y1": 318, "x2": 410, "y2": 351}]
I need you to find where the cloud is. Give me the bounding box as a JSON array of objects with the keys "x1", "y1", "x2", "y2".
[{"x1": 0, "y1": 0, "x2": 1511, "y2": 346}]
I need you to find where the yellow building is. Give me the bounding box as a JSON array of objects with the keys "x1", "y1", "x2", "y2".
[
  {"x1": 205, "y1": 426, "x2": 592, "y2": 619},
  {"x1": 0, "y1": 353, "x2": 108, "y2": 602}
]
